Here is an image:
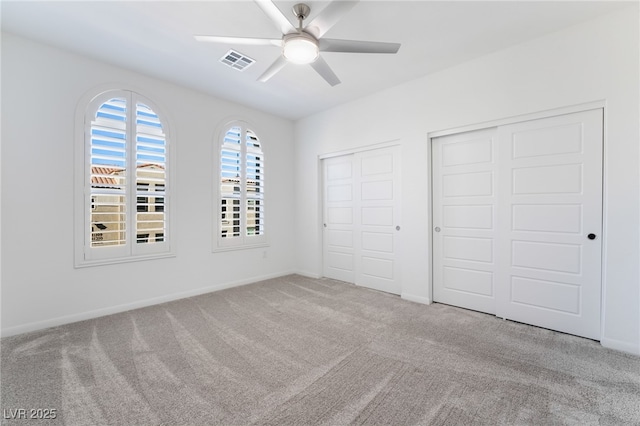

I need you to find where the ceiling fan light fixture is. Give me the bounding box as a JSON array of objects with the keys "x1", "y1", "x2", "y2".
[{"x1": 283, "y1": 33, "x2": 319, "y2": 64}]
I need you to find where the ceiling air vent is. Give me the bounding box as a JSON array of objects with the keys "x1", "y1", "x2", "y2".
[{"x1": 220, "y1": 50, "x2": 255, "y2": 71}]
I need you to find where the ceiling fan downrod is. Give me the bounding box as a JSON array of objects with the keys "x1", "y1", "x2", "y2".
[{"x1": 292, "y1": 3, "x2": 310, "y2": 32}]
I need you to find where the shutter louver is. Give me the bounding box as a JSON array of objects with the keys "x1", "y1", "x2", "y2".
[
  {"x1": 135, "y1": 102, "x2": 167, "y2": 244},
  {"x1": 90, "y1": 98, "x2": 127, "y2": 247}
]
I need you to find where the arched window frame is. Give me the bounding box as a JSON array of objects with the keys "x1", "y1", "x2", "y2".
[
  {"x1": 74, "y1": 88, "x2": 175, "y2": 267},
  {"x1": 215, "y1": 120, "x2": 267, "y2": 250}
]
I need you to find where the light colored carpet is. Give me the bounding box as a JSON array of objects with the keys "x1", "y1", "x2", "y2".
[{"x1": 2, "y1": 275, "x2": 639, "y2": 425}]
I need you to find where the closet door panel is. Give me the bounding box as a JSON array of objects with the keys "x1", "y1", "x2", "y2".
[
  {"x1": 496, "y1": 109, "x2": 603, "y2": 340},
  {"x1": 323, "y1": 155, "x2": 355, "y2": 282},
  {"x1": 432, "y1": 128, "x2": 498, "y2": 314}
]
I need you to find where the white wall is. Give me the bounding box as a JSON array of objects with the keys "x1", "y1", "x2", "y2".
[
  {"x1": 294, "y1": 8, "x2": 640, "y2": 354},
  {"x1": 1, "y1": 33, "x2": 296, "y2": 336}
]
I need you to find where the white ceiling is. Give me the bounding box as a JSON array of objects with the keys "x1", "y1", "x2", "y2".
[{"x1": 1, "y1": 1, "x2": 630, "y2": 120}]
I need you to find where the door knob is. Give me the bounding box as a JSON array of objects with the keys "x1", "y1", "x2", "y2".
[
  {"x1": 396, "y1": 226, "x2": 401, "y2": 231},
  {"x1": 434, "y1": 227, "x2": 441, "y2": 232},
  {"x1": 587, "y1": 233, "x2": 596, "y2": 240}
]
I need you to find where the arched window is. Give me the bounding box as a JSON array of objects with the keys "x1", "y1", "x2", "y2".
[
  {"x1": 218, "y1": 122, "x2": 266, "y2": 248},
  {"x1": 76, "y1": 89, "x2": 173, "y2": 266}
]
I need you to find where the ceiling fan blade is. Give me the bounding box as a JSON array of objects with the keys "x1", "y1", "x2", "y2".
[
  {"x1": 310, "y1": 56, "x2": 341, "y2": 87},
  {"x1": 254, "y1": 0, "x2": 296, "y2": 35},
  {"x1": 319, "y1": 38, "x2": 400, "y2": 54},
  {"x1": 194, "y1": 35, "x2": 282, "y2": 47},
  {"x1": 257, "y1": 55, "x2": 288, "y2": 83},
  {"x1": 306, "y1": 1, "x2": 359, "y2": 39}
]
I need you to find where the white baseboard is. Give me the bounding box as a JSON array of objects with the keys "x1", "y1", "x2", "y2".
[
  {"x1": 294, "y1": 270, "x2": 322, "y2": 279},
  {"x1": 1, "y1": 270, "x2": 296, "y2": 338},
  {"x1": 600, "y1": 336, "x2": 640, "y2": 356},
  {"x1": 401, "y1": 293, "x2": 432, "y2": 305}
]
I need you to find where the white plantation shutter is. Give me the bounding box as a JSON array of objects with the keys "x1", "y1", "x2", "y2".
[
  {"x1": 83, "y1": 90, "x2": 171, "y2": 263},
  {"x1": 89, "y1": 98, "x2": 127, "y2": 248},
  {"x1": 218, "y1": 122, "x2": 266, "y2": 248},
  {"x1": 245, "y1": 130, "x2": 264, "y2": 237},
  {"x1": 135, "y1": 102, "x2": 167, "y2": 246},
  {"x1": 220, "y1": 126, "x2": 242, "y2": 239}
]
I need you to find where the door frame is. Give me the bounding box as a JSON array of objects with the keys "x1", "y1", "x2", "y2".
[
  {"x1": 319, "y1": 139, "x2": 401, "y2": 287},
  {"x1": 427, "y1": 101, "x2": 607, "y2": 337}
]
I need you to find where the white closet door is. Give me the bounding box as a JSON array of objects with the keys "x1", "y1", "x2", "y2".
[
  {"x1": 432, "y1": 109, "x2": 603, "y2": 340},
  {"x1": 322, "y1": 146, "x2": 402, "y2": 295},
  {"x1": 496, "y1": 109, "x2": 603, "y2": 340},
  {"x1": 356, "y1": 146, "x2": 401, "y2": 295},
  {"x1": 432, "y1": 128, "x2": 498, "y2": 314},
  {"x1": 323, "y1": 154, "x2": 355, "y2": 282}
]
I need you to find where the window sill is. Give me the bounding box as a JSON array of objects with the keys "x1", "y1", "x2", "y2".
[
  {"x1": 213, "y1": 242, "x2": 269, "y2": 253},
  {"x1": 75, "y1": 252, "x2": 176, "y2": 268}
]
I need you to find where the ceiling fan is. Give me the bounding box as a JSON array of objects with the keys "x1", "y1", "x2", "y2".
[{"x1": 194, "y1": 0, "x2": 401, "y2": 86}]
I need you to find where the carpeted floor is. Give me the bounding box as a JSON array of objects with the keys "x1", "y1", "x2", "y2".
[{"x1": 2, "y1": 275, "x2": 639, "y2": 425}]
